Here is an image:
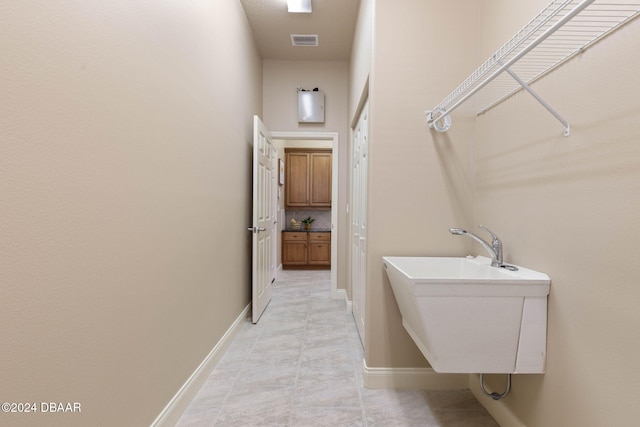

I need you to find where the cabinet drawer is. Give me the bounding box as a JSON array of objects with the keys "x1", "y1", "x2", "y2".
[
  {"x1": 283, "y1": 232, "x2": 307, "y2": 241},
  {"x1": 308, "y1": 232, "x2": 330, "y2": 242}
]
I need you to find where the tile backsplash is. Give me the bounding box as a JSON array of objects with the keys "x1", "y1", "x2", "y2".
[{"x1": 285, "y1": 210, "x2": 331, "y2": 229}]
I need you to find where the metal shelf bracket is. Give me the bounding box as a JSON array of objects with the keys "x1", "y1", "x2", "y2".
[{"x1": 501, "y1": 61, "x2": 571, "y2": 137}]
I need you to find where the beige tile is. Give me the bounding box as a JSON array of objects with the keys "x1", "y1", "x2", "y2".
[
  {"x1": 223, "y1": 386, "x2": 294, "y2": 410},
  {"x1": 214, "y1": 403, "x2": 292, "y2": 427},
  {"x1": 423, "y1": 389, "x2": 485, "y2": 410},
  {"x1": 177, "y1": 270, "x2": 499, "y2": 427},
  {"x1": 297, "y1": 366, "x2": 356, "y2": 386},
  {"x1": 289, "y1": 406, "x2": 364, "y2": 427},
  {"x1": 234, "y1": 365, "x2": 298, "y2": 389},
  {"x1": 186, "y1": 370, "x2": 238, "y2": 409},
  {"x1": 361, "y1": 388, "x2": 438, "y2": 426},
  {"x1": 294, "y1": 374, "x2": 360, "y2": 408},
  {"x1": 175, "y1": 405, "x2": 219, "y2": 427}
]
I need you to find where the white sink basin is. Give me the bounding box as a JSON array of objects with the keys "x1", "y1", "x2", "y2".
[
  {"x1": 383, "y1": 255, "x2": 550, "y2": 296},
  {"x1": 382, "y1": 255, "x2": 551, "y2": 373}
]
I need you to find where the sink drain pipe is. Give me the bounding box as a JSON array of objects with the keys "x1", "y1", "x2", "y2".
[{"x1": 479, "y1": 373, "x2": 511, "y2": 400}]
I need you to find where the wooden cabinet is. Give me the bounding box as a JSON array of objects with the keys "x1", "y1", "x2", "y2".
[
  {"x1": 309, "y1": 153, "x2": 331, "y2": 207},
  {"x1": 285, "y1": 149, "x2": 331, "y2": 209},
  {"x1": 285, "y1": 152, "x2": 310, "y2": 208},
  {"x1": 282, "y1": 232, "x2": 308, "y2": 266},
  {"x1": 308, "y1": 232, "x2": 331, "y2": 265},
  {"x1": 282, "y1": 231, "x2": 331, "y2": 269}
]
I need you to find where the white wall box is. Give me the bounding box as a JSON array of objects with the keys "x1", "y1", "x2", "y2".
[{"x1": 298, "y1": 90, "x2": 325, "y2": 123}]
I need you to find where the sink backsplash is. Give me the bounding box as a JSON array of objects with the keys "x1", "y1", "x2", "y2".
[{"x1": 285, "y1": 210, "x2": 331, "y2": 229}]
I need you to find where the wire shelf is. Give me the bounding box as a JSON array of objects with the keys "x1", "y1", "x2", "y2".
[{"x1": 426, "y1": 0, "x2": 640, "y2": 133}]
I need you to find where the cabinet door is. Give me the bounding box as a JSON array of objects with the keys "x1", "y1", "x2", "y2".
[
  {"x1": 308, "y1": 241, "x2": 330, "y2": 265},
  {"x1": 308, "y1": 233, "x2": 331, "y2": 266},
  {"x1": 285, "y1": 153, "x2": 310, "y2": 208},
  {"x1": 310, "y1": 153, "x2": 331, "y2": 207},
  {"x1": 283, "y1": 241, "x2": 307, "y2": 265}
]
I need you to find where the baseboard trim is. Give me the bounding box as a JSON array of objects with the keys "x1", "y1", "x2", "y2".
[
  {"x1": 345, "y1": 298, "x2": 353, "y2": 314},
  {"x1": 151, "y1": 303, "x2": 251, "y2": 427},
  {"x1": 333, "y1": 288, "x2": 352, "y2": 313},
  {"x1": 362, "y1": 360, "x2": 468, "y2": 390},
  {"x1": 469, "y1": 374, "x2": 527, "y2": 427}
]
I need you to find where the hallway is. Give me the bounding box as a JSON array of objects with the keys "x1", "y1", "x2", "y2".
[{"x1": 176, "y1": 270, "x2": 498, "y2": 426}]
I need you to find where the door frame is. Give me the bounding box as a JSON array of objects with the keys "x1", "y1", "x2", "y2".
[{"x1": 271, "y1": 131, "x2": 340, "y2": 300}]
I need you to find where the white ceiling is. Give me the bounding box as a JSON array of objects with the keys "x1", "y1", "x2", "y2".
[{"x1": 240, "y1": 0, "x2": 361, "y2": 61}]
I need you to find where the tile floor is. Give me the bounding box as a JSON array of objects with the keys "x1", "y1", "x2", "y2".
[{"x1": 176, "y1": 270, "x2": 499, "y2": 427}]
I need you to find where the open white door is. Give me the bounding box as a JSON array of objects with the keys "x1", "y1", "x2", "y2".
[{"x1": 249, "y1": 116, "x2": 276, "y2": 323}]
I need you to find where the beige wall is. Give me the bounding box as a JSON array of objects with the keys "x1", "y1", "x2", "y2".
[
  {"x1": 349, "y1": 0, "x2": 374, "y2": 118},
  {"x1": 363, "y1": 0, "x2": 479, "y2": 367},
  {"x1": 1, "y1": 1, "x2": 261, "y2": 426},
  {"x1": 475, "y1": 1, "x2": 640, "y2": 426},
  {"x1": 263, "y1": 60, "x2": 349, "y2": 133},
  {"x1": 263, "y1": 60, "x2": 350, "y2": 293}
]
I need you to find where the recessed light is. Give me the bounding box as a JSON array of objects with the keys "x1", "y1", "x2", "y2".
[{"x1": 287, "y1": 0, "x2": 312, "y2": 13}]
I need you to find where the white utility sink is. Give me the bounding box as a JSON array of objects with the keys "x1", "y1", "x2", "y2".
[{"x1": 382, "y1": 256, "x2": 550, "y2": 374}]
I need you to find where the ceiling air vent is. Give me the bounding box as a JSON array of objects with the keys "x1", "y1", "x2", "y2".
[{"x1": 291, "y1": 34, "x2": 318, "y2": 47}]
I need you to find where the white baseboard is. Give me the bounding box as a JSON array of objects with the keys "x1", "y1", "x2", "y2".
[
  {"x1": 151, "y1": 304, "x2": 251, "y2": 427},
  {"x1": 333, "y1": 288, "x2": 352, "y2": 313},
  {"x1": 469, "y1": 374, "x2": 527, "y2": 427},
  {"x1": 362, "y1": 360, "x2": 468, "y2": 390}
]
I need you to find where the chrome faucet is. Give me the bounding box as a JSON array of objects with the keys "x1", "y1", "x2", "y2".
[{"x1": 449, "y1": 225, "x2": 504, "y2": 268}]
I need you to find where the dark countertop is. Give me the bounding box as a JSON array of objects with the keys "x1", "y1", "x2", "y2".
[{"x1": 283, "y1": 228, "x2": 331, "y2": 233}]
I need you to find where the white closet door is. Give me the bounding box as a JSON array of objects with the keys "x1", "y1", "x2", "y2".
[{"x1": 351, "y1": 101, "x2": 368, "y2": 344}]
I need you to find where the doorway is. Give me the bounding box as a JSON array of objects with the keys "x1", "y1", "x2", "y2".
[{"x1": 271, "y1": 131, "x2": 340, "y2": 301}]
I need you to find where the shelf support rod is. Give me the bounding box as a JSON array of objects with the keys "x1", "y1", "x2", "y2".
[
  {"x1": 502, "y1": 64, "x2": 570, "y2": 137},
  {"x1": 427, "y1": 0, "x2": 595, "y2": 128}
]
